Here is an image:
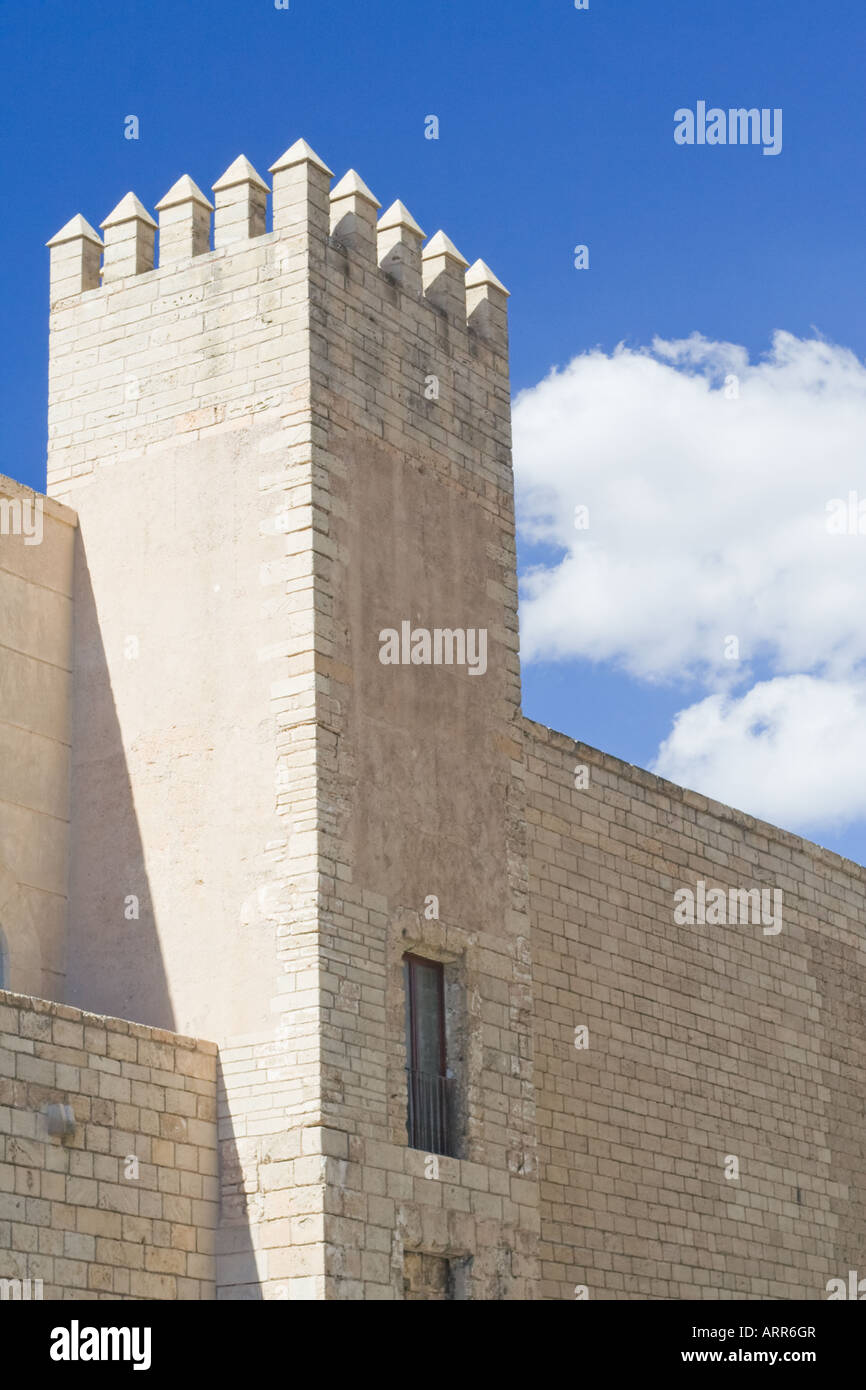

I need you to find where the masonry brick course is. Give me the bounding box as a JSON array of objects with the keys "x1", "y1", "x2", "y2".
[
  {"x1": 526, "y1": 722, "x2": 866, "y2": 1300},
  {"x1": 0, "y1": 991, "x2": 217, "y2": 1299}
]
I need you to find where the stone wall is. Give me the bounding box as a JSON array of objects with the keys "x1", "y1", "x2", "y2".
[
  {"x1": 44, "y1": 142, "x2": 537, "y2": 1300},
  {"x1": 306, "y1": 164, "x2": 537, "y2": 1298},
  {"x1": 36, "y1": 139, "x2": 866, "y2": 1302},
  {"x1": 45, "y1": 150, "x2": 338, "y2": 1302},
  {"x1": 526, "y1": 720, "x2": 866, "y2": 1300},
  {"x1": 0, "y1": 990, "x2": 218, "y2": 1299},
  {"x1": 214, "y1": 171, "x2": 538, "y2": 1295},
  {"x1": 0, "y1": 476, "x2": 76, "y2": 1002}
]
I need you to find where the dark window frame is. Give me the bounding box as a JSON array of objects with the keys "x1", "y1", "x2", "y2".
[
  {"x1": 403, "y1": 952, "x2": 454, "y2": 1155},
  {"x1": 403, "y1": 952, "x2": 446, "y2": 1077}
]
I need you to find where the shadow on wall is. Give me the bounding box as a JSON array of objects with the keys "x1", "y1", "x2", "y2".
[
  {"x1": 215, "y1": 1053, "x2": 262, "y2": 1299},
  {"x1": 65, "y1": 530, "x2": 175, "y2": 1031}
]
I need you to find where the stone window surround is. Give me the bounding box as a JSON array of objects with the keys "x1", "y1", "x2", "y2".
[{"x1": 387, "y1": 910, "x2": 484, "y2": 1163}]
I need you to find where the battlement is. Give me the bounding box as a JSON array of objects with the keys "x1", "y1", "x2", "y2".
[
  {"x1": 45, "y1": 137, "x2": 514, "y2": 503},
  {"x1": 46, "y1": 139, "x2": 509, "y2": 347}
]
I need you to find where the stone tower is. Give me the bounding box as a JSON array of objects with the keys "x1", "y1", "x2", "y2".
[{"x1": 45, "y1": 141, "x2": 538, "y2": 1298}]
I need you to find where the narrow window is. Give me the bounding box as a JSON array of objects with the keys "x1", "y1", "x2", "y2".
[
  {"x1": 403, "y1": 953, "x2": 452, "y2": 1156},
  {"x1": 0, "y1": 928, "x2": 7, "y2": 990}
]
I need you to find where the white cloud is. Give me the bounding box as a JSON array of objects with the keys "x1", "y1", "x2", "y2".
[
  {"x1": 652, "y1": 675, "x2": 866, "y2": 831},
  {"x1": 513, "y1": 332, "x2": 866, "y2": 832}
]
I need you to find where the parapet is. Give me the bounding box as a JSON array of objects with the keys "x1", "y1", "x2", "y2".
[{"x1": 46, "y1": 139, "x2": 509, "y2": 349}]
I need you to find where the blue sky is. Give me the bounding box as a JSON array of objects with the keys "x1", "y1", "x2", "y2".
[{"x1": 2, "y1": 0, "x2": 864, "y2": 861}]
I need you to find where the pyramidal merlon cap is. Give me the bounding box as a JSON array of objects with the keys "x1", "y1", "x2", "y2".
[
  {"x1": 46, "y1": 214, "x2": 103, "y2": 248},
  {"x1": 100, "y1": 192, "x2": 157, "y2": 230},
  {"x1": 465, "y1": 259, "x2": 510, "y2": 296},
  {"x1": 423, "y1": 230, "x2": 469, "y2": 266},
  {"x1": 378, "y1": 200, "x2": 425, "y2": 238},
  {"x1": 331, "y1": 169, "x2": 381, "y2": 208},
  {"x1": 155, "y1": 175, "x2": 214, "y2": 212},
  {"x1": 269, "y1": 139, "x2": 333, "y2": 176},
  {"x1": 212, "y1": 155, "x2": 269, "y2": 193}
]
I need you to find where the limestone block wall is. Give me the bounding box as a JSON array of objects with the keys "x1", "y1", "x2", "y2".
[
  {"x1": 0, "y1": 477, "x2": 76, "y2": 1001},
  {"x1": 305, "y1": 169, "x2": 537, "y2": 1297},
  {"x1": 0, "y1": 990, "x2": 217, "y2": 1299},
  {"x1": 44, "y1": 140, "x2": 537, "y2": 1299},
  {"x1": 526, "y1": 720, "x2": 866, "y2": 1300},
  {"x1": 214, "y1": 166, "x2": 537, "y2": 1296}
]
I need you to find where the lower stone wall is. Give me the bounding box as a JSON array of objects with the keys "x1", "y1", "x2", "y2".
[
  {"x1": 526, "y1": 720, "x2": 866, "y2": 1300},
  {"x1": 216, "y1": 1109, "x2": 539, "y2": 1300},
  {"x1": 7, "y1": 712, "x2": 866, "y2": 1303},
  {"x1": 0, "y1": 990, "x2": 218, "y2": 1299},
  {"x1": 320, "y1": 1134, "x2": 538, "y2": 1300},
  {"x1": 216, "y1": 1068, "x2": 329, "y2": 1301}
]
